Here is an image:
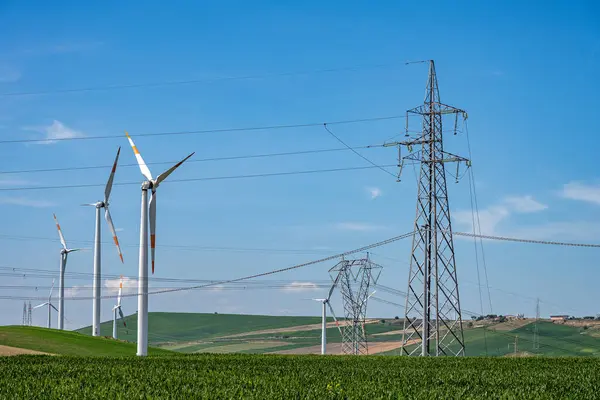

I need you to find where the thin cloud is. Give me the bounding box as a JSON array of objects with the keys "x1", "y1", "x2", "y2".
[
  {"x1": 561, "y1": 182, "x2": 600, "y2": 205},
  {"x1": 503, "y1": 195, "x2": 548, "y2": 213},
  {"x1": 453, "y1": 195, "x2": 547, "y2": 236},
  {"x1": 0, "y1": 196, "x2": 55, "y2": 208},
  {"x1": 367, "y1": 187, "x2": 382, "y2": 200},
  {"x1": 0, "y1": 178, "x2": 34, "y2": 187},
  {"x1": 24, "y1": 120, "x2": 85, "y2": 144},
  {"x1": 104, "y1": 276, "x2": 138, "y2": 296},
  {"x1": 282, "y1": 282, "x2": 320, "y2": 292}
]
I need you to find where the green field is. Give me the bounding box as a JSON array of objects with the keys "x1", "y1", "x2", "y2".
[
  {"x1": 76, "y1": 312, "x2": 324, "y2": 344},
  {"x1": 1, "y1": 355, "x2": 599, "y2": 398},
  {"x1": 0, "y1": 326, "x2": 173, "y2": 356},
  {"x1": 74, "y1": 312, "x2": 600, "y2": 357}
]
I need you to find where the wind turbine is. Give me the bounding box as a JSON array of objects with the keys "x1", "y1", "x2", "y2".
[
  {"x1": 311, "y1": 282, "x2": 343, "y2": 355},
  {"x1": 112, "y1": 276, "x2": 126, "y2": 339},
  {"x1": 53, "y1": 214, "x2": 83, "y2": 330},
  {"x1": 83, "y1": 147, "x2": 124, "y2": 337},
  {"x1": 33, "y1": 279, "x2": 57, "y2": 329},
  {"x1": 125, "y1": 132, "x2": 194, "y2": 356}
]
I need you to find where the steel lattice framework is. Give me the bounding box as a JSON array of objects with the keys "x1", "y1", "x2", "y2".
[
  {"x1": 397, "y1": 61, "x2": 469, "y2": 356},
  {"x1": 329, "y1": 255, "x2": 382, "y2": 355}
]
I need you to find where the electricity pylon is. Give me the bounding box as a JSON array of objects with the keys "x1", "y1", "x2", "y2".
[
  {"x1": 329, "y1": 254, "x2": 382, "y2": 355},
  {"x1": 388, "y1": 60, "x2": 470, "y2": 356}
]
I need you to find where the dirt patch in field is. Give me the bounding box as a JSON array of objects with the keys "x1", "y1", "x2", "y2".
[
  {"x1": 270, "y1": 339, "x2": 419, "y2": 355},
  {"x1": 0, "y1": 345, "x2": 50, "y2": 356},
  {"x1": 219, "y1": 319, "x2": 380, "y2": 339},
  {"x1": 489, "y1": 319, "x2": 533, "y2": 332},
  {"x1": 372, "y1": 329, "x2": 406, "y2": 337}
]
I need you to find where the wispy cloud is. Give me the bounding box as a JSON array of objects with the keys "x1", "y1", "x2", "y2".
[
  {"x1": 281, "y1": 282, "x2": 320, "y2": 292},
  {"x1": 366, "y1": 187, "x2": 382, "y2": 200},
  {"x1": 104, "y1": 276, "x2": 138, "y2": 296},
  {"x1": 334, "y1": 222, "x2": 386, "y2": 232},
  {"x1": 24, "y1": 120, "x2": 85, "y2": 144},
  {"x1": 0, "y1": 196, "x2": 54, "y2": 208},
  {"x1": 453, "y1": 195, "x2": 547, "y2": 236},
  {"x1": 503, "y1": 195, "x2": 548, "y2": 213},
  {"x1": 0, "y1": 178, "x2": 34, "y2": 187},
  {"x1": 561, "y1": 182, "x2": 600, "y2": 205}
]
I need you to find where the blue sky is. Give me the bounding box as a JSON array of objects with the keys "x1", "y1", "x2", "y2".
[{"x1": 0, "y1": 1, "x2": 599, "y2": 330}]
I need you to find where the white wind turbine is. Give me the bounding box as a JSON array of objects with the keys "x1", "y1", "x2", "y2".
[
  {"x1": 53, "y1": 214, "x2": 84, "y2": 330},
  {"x1": 83, "y1": 147, "x2": 124, "y2": 337},
  {"x1": 311, "y1": 283, "x2": 343, "y2": 355},
  {"x1": 112, "y1": 276, "x2": 127, "y2": 339},
  {"x1": 125, "y1": 132, "x2": 194, "y2": 356},
  {"x1": 33, "y1": 279, "x2": 57, "y2": 329}
]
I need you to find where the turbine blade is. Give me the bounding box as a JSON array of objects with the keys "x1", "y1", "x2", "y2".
[
  {"x1": 149, "y1": 191, "x2": 156, "y2": 274},
  {"x1": 155, "y1": 152, "x2": 195, "y2": 187},
  {"x1": 327, "y1": 283, "x2": 336, "y2": 301},
  {"x1": 326, "y1": 301, "x2": 343, "y2": 337},
  {"x1": 80, "y1": 203, "x2": 97, "y2": 206},
  {"x1": 33, "y1": 302, "x2": 48, "y2": 309},
  {"x1": 118, "y1": 307, "x2": 126, "y2": 327},
  {"x1": 105, "y1": 207, "x2": 124, "y2": 263},
  {"x1": 125, "y1": 132, "x2": 153, "y2": 181},
  {"x1": 53, "y1": 214, "x2": 67, "y2": 249},
  {"x1": 50, "y1": 304, "x2": 58, "y2": 312},
  {"x1": 117, "y1": 275, "x2": 123, "y2": 306},
  {"x1": 50, "y1": 279, "x2": 55, "y2": 297},
  {"x1": 105, "y1": 146, "x2": 121, "y2": 203}
]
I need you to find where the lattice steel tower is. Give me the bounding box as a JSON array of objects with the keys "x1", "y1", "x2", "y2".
[
  {"x1": 329, "y1": 255, "x2": 381, "y2": 355},
  {"x1": 395, "y1": 60, "x2": 469, "y2": 356},
  {"x1": 533, "y1": 298, "x2": 540, "y2": 350}
]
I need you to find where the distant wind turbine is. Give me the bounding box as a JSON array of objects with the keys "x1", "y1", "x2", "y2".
[
  {"x1": 112, "y1": 276, "x2": 127, "y2": 339},
  {"x1": 53, "y1": 214, "x2": 84, "y2": 330},
  {"x1": 311, "y1": 281, "x2": 343, "y2": 355},
  {"x1": 125, "y1": 132, "x2": 194, "y2": 356},
  {"x1": 83, "y1": 147, "x2": 124, "y2": 337},
  {"x1": 33, "y1": 279, "x2": 57, "y2": 329}
]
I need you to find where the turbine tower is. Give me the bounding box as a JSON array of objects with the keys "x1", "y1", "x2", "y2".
[
  {"x1": 33, "y1": 279, "x2": 57, "y2": 329},
  {"x1": 83, "y1": 147, "x2": 124, "y2": 337},
  {"x1": 112, "y1": 276, "x2": 127, "y2": 339},
  {"x1": 397, "y1": 60, "x2": 470, "y2": 356},
  {"x1": 53, "y1": 214, "x2": 83, "y2": 330},
  {"x1": 311, "y1": 280, "x2": 342, "y2": 355},
  {"x1": 125, "y1": 132, "x2": 194, "y2": 356},
  {"x1": 329, "y1": 255, "x2": 381, "y2": 355}
]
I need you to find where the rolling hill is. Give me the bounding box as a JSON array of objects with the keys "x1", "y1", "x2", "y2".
[{"x1": 0, "y1": 326, "x2": 173, "y2": 356}]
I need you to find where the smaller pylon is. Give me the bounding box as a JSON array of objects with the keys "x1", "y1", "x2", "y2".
[
  {"x1": 22, "y1": 302, "x2": 27, "y2": 325},
  {"x1": 28, "y1": 301, "x2": 32, "y2": 326}
]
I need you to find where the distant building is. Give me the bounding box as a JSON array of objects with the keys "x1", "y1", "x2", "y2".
[{"x1": 550, "y1": 315, "x2": 568, "y2": 321}]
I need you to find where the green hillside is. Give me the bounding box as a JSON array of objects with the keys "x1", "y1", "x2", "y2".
[
  {"x1": 0, "y1": 326, "x2": 173, "y2": 356},
  {"x1": 76, "y1": 312, "x2": 324, "y2": 344}
]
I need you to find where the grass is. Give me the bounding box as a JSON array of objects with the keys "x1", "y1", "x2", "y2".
[
  {"x1": 2, "y1": 355, "x2": 600, "y2": 398},
  {"x1": 76, "y1": 312, "x2": 324, "y2": 344},
  {"x1": 0, "y1": 326, "x2": 173, "y2": 356}
]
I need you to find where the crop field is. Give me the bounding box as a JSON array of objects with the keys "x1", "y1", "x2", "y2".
[{"x1": 1, "y1": 355, "x2": 600, "y2": 399}]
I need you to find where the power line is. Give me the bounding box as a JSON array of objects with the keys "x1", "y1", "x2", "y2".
[
  {"x1": 323, "y1": 124, "x2": 397, "y2": 179},
  {"x1": 451, "y1": 231, "x2": 600, "y2": 248},
  {"x1": 0, "y1": 145, "x2": 386, "y2": 176},
  {"x1": 4, "y1": 231, "x2": 416, "y2": 301},
  {"x1": 0, "y1": 61, "x2": 403, "y2": 98},
  {"x1": 0, "y1": 115, "x2": 405, "y2": 144},
  {"x1": 0, "y1": 164, "x2": 398, "y2": 192}
]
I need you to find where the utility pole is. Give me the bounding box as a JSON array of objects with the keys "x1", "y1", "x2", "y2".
[
  {"x1": 22, "y1": 302, "x2": 27, "y2": 326},
  {"x1": 394, "y1": 60, "x2": 470, "y2": 357},
  {"x1": 533, "y1": 298, "x2": 540, "y2": 351},
  {"x1": 514, "y1": 335, "x2": 519, "y2": 355}
]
